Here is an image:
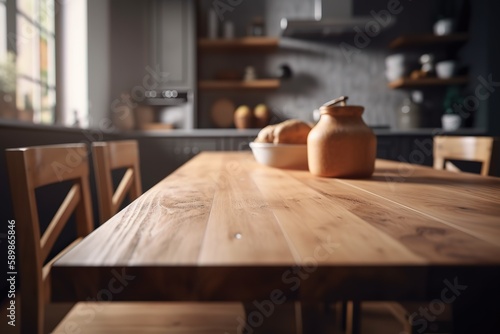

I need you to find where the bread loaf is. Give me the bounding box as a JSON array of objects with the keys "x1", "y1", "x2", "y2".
[
  {"x1": 254, "y1": 124, "x2": 276, "y2": 143},
  {"x1": 254, "y1": 119, "x2": 311, "y2": 144}
]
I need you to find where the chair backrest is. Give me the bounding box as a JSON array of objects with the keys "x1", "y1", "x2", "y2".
[
  {"x1": 92, "y1": 140, "x2": 142, "y2": 224},
  {"x1": 5, "y1": 144, "x2": 94, "y2": 334},
  {"x1": 433, "y1": 136, "x2": 494, "y2": 176}
]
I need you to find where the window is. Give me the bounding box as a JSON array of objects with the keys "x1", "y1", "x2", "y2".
[
  {"x1": 0, "y1": 0, "x2": 56, "y2": 124},
  {"x1": 15, "y1": 0, "x2": 56, "y2": 123},
  {"x1": 0, "y1": 0, "x2": 6, "y2": 59}
]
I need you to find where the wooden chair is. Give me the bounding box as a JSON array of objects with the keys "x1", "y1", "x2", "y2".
[
  {"x1": 5, "y1": 144, "x2": 244, "y2": 334},
  {"x1": 433, "y1": 136, "x2": 494, "y2": 176},
  {"x1": 92, "y1": 140, "x2": 142, "y2": 224}
]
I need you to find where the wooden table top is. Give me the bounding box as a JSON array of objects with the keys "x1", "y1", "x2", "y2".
[{"x1": 52, "y1": 152, "x2": 500, "y2": 302}]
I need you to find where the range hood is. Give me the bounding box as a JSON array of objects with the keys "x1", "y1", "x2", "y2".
[{"x1": 281, "y1": 0, "x2": 391, "y2": 37}]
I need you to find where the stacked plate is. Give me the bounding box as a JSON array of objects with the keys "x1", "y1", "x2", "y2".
[{"x1": 385, "y1": 54, "x2": 410, "y2": 82}]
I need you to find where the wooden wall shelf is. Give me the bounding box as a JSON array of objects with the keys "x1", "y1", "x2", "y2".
[
  {"x1": 388, "y1": 77, "x2": 468, "y2": 89},
  {"x1": 198, "y1": 37, "x2": 279, "y2": 52},
  {"x1": 199, "y1": 79, "x2": 280, "y2": 90},
  {"x1": 389, "y1": 33, "x2": 469, "y2": 49}
]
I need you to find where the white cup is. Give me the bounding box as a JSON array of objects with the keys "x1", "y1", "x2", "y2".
[{"x1": 434, "y1": 19, "x2": 454, "y2": 36}]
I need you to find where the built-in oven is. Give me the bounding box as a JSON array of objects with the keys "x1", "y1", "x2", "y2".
[{"x1": 140, "y1": 89, "x2": 194, "y2": 130}]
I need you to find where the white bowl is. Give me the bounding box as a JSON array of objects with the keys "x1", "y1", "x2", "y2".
[
  {"x1": 436, "y1": 60, "x2": 456, "y2": 79},
  {"x1": 442, "y1": 114, "x2": 461, "y2": 131},
  {"x1": 249, "y1": 142, "x2": 308, "y2": 170}
]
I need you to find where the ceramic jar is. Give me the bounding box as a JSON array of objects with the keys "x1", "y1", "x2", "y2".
[
  {"x1": 397, "y1": 91, "x2": 422, "y2": 129},
  {"x1": 0, "y1": 92, "x2": 17, "y2": 119},
  {"x1": 307, "y1": 96, "x2": 376, "y2": 178}
]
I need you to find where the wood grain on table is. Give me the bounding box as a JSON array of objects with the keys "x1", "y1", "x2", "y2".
[{"x1": 52, "y1": 152, "x2": 500, "y2": 302}]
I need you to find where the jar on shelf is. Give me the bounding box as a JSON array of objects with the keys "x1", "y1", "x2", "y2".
[
  {"x1": 397, "y1": 90, "x2": 423, "y2": 129},
  {"x1": 248, "y1": 17, "x2": 265, "y2": 36},
  {"x1": 307, "y1": 96, "x2": 376, "y2": 178}
]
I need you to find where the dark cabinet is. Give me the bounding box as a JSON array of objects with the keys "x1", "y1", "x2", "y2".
[
  {"x1": 150, "y1": 0, "x2": 195, "y2": 90},
  {"x1": 376, "y1": 135, "x2": 433, "y2": 166}
]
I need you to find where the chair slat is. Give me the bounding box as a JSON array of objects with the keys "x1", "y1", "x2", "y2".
[
  {"x1": 112, "y1": 168, "x2": 134, "y2": 210},
  {"x1": 444, "y1": 161, "x2": 461, "y2": 173},
  {"x1": 6, "y1": 144, "x2": 90, "y2": 188},
  {"x1": 40, "y1": 184, "x2": 81, "y2": 262},
  {"x1": 103, "y1": 140, "x2": 138, "y2": 169}
]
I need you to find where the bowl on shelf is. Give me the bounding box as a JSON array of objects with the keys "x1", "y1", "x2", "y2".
[
  {"x1": 442, "y1": 114, "x2": 461, "y2": 131},
  {"x1": 436, "y1": 60, "x2": 456, "y2": 79},
  {"x1": 385, "y1": 68, "x2": 405, "y2": 81},
  {"x1": 385, "y1": 53, "x2": 406, "y2": 67},
  {"x1": 249, "y1": 142, "x2": 308, "y2": 170}
]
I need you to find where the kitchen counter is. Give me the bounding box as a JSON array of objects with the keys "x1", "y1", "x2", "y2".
[
  {"x1": 129, "y1": 126, "x2": 489, "y2": 137},
  {"x1": 128, "y1": 127, "x2": 489, "y2": 137},
  {"x1": 126, "y1": 128, "x2": 260, "y2": 138},
  {"x1": 0, "y1": 119, "x2": 488, "y2": 138},
  {"x1": 0, "y1": 119, "x2": 259, "y2": 138},
  {"x1": 372, "y1": 127, "x2": 488, "y2": 136}
]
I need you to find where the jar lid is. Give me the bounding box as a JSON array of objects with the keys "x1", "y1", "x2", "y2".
[{"x1": 320, "y1": 96, "x2": 364, "y2": 116}]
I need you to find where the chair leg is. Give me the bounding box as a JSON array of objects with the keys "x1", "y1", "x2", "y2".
[
  {"x1": 344, "y1": 301, "x2": 361, "y2": 334},
  {"x1": 341, "y1": 301, "x2": 348, "y2": 331}
]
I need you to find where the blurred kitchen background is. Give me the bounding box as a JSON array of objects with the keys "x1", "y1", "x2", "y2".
[{"x1": 79, "y1": 0, "x2": 497, "y2": 131}]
